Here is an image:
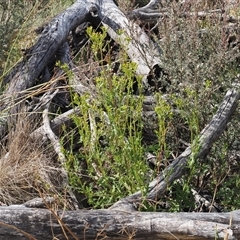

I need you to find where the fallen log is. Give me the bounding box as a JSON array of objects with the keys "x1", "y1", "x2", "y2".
[{"x1": 0, "y1": 206, "x2": 240, "y2": 240}]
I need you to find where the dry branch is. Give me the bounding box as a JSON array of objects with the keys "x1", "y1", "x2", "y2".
[
  {"x1": 130, "y1": 0, "x2": 240, "y2": 24},
  {"x1": 0, "y1": 206, "x2": 240, "y2": 240},
  {"x1": 41, "y1": 87, "x2": 79, "y2": 209}
]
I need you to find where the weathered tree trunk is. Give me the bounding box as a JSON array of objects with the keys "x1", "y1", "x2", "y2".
[
  {"x1": 0, "y1": 0, "x2": 94, "y2": 139},
  {"x1": 87, "y1": 0, "x2": 162, "y2": 82},
  {"x1": 0, "y1": 206, "x2": 239, "y2": 240}
]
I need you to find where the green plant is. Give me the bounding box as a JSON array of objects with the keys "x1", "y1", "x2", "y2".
[
  {"x1": 64, "y1": 1, "x2": 240, "y2": 212},
  {"x1": 154, "y1": 94, "x2": 173, "y2": 171},
  {"x1": 63, "y1": 27, "x2": 150, "y2": 208},
  {"x1": 150, "y1": 1, "x2": 240, "y2": 212}
]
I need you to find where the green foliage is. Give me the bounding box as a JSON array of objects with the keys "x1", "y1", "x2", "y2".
[
  {"x1": 168, "y1": 181, "x2": 195, "y2": 212},
  {"x1": 66, "y1": 71, "x2": 148, "y2": 208},
  {"x1": 65, "y1": 20, "x2": 238, "y2": 211},
  {"x1": 154, "y1": 95, "x2": 173, "y2": 169},
  {"x1": 63, "y1": 27, "x2": 150, "y2": 209},
  {"x1": 86, "y1": 26, "x2": 108, "y2": 62},
  {"x1": 0, "y1": 0, "x2": 31, "y2": 76},
  {"x1": 152, "y1": 4, "x2": 240, "y2": 212}
]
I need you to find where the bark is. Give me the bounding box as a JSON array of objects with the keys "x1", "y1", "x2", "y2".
[
  {"x1": 0, "y1": 206, "x2": 239, "y2": 240},
  {"x1": 41, "y1": 87, "x2": 79, "y2": 209},
  {"x1": 87, "y1": 0, "x2": 162, "y2": 84},
  {"x1": 130, "y1": 0, "x2": 240, "y2": 24}
]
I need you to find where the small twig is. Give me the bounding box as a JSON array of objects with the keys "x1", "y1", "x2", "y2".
[{"x1": 42, "y1": 90, "x2": 66, "y2": 165}]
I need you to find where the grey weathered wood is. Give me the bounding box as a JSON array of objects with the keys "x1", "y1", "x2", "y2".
[
  {"x1": 31, "y1": 107, "x2": 79, "y2": 142},
  {"x1": 130, "y1": 0, "x2": 240, "y2": 23},
  {"x1": 0, "y1": 206, "x2": 239, "y2": 240},
  {"x1": 42, "y1": 88, "x2": 79, "y2": 209},
  {"x1": 87, "y1": 0, "x2": 162, "y2": 86},
  {"x1": 131, "y1": 0, "x2": 162, "y2": 15},
  {"x1": 0, "y1": 107, "x2": 81, "y2": 168},
  {"x1": 110, "y1": 89, "x2": 240, "y2": 211}
]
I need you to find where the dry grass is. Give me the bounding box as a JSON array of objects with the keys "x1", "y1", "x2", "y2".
[
  {"x1": 0, "y1": 112, "x2": 63, "y2": 206},
  {"x1": 0, "y1": 0, "x2": 76, "y2": 207}
]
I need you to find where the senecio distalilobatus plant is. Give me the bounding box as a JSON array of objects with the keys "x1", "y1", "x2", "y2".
[{"x1": 63, "y1": 26, "x2": 150, "y2": 209}]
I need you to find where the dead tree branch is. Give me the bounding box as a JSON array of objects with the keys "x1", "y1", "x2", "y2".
[{"x1": 0, "y1": 206, "x2": 240, "y2": 240}]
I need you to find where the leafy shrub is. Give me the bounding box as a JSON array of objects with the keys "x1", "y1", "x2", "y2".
[{"x1": 62, "y1": 27, "x2": 151, "y2": 209}]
